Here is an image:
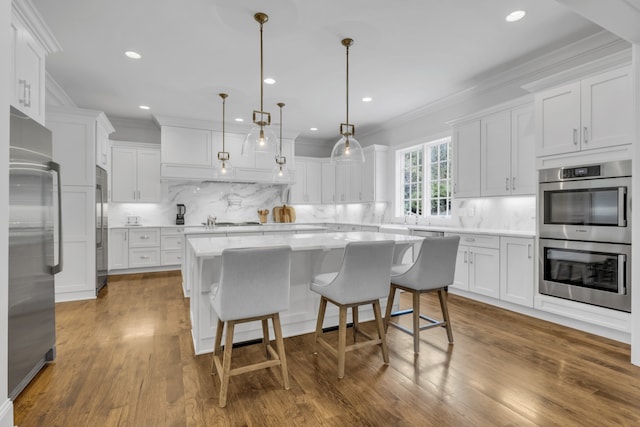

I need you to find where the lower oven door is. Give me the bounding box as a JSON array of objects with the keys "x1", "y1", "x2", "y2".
[{"x1": 539, "y1": 239, "x2": 631, "y2": 312}]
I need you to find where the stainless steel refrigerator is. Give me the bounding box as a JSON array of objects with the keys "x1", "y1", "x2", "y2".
[
  {"x1": 96, "y1": 166, "x2": 108, "y2": 293},
  {"x1": 8, "y1": 106, "x2": 63, "y2": 399}
]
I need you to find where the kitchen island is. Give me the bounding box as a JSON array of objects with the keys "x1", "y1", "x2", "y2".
[{"x1": 185, "y1": 231, "x2": 423, "y2": 355}]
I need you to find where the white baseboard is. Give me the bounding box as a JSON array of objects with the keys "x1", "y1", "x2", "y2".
[{"x1": 0, "y1": 398, "x2": 14, "y2": 427}]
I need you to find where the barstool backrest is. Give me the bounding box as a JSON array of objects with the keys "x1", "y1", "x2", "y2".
[
  {"x1": 325, "y1": 240, "x2": 395, "y2": 304},
  {"x1": 392, "y1": 236, "x2": 460, "y2": 290},
  {"x1": 211, "y1": 245, "x2": 292, "y2": 321}
]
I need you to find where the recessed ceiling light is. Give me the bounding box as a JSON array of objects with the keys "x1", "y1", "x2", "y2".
[
  {"x1": 125, "y1": 51, "x2": 142, "y2": 59},
  {"x1": 362, "y1": 97, "x2": 372, "y2": 102},
  {"x1": 139, "y1": 105, "x2": 150, "y2": 110},
  {"x1": 235, "y1": 118, "x2": 244, "y2": 122},
  {"x1": 310, "y1": 127, "x2": 318, "y2": 131},
  {"x1": 264, "y1": 78, "x2": 276, "y2": 85},
  {"x1": 505, "y1": 10, "x2": 526, "y2": 22}
]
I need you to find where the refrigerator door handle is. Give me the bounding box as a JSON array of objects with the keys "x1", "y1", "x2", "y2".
[
  {"x1": 49, "y1": 161, "x2": 63, "y2": 275},
  {"x1": 96, "y1": 183, "x2": 103, "y2": 248}
]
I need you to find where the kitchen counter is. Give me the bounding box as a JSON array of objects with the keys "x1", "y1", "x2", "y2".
[{"x1": 185, "y1": 231, "x2": 423, "y2": 355}]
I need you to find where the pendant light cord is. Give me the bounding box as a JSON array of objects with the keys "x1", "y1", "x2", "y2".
[
  {"x1": 260, "y1": 20, "x2": 264, "y2": 123},
  {"x1": 345, "y1": 42, "x2": 349, "y2": 130},
  {"x1": 222, "y1": 95, "x2": 225, "y2": 151}
]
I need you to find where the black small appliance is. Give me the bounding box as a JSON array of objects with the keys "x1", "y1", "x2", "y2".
[{"x1": 176, "y1": 204, "x2": 186, "y2": 225}]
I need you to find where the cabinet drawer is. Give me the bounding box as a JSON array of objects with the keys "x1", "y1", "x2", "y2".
[
  {"x1": 129, "y1": 228, "x2": 160, "y2": 247},
  {"x1": 162, "y1": 250, "x2": 183, "y2": 266},
  {"x1": 129, "y1": 248, "x2": 160, "y2": 267},
  {"x1": 445, "y1": 233, "x2": 499, "y2": 249},
  {"x1": 162, "y1": 227, "x2": 185, "y2": 235},
  {"x1": 161, "y1": 235, "x2": 183, "y2": 251}
]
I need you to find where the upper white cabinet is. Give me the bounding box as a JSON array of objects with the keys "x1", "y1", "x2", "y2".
[
  {"x1": 292, "y1": 157, "x2": 322, "y2": 204},
  {"x1": 480, "y1": 104, "x2": 535, "y2": 196},
  {"x1": 156, "y1": 116, "x2": 296, "y2": 183},
  {"x1": 321, "y1": 161, "x2": 336, "y2": 203},
  {"x1": 535, "y1": 66, "x2": 633, "y2": 157},
  {"x1": 10, "y1": 1, "x2": 60, "y2": 125},
  {"x1": 331, "y1": 145, "x2": 387, "y2": 203},
  {"x1": 111, "y1": 143, "x2": 161, "y2": 203},
  {"x1": 452, "y1": 120, "x2": 481, "y2": 198}
]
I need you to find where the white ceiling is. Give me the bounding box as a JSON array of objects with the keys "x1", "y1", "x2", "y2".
[{"x1": 34, "y1": 0, "x2": 603, "y2": 142}]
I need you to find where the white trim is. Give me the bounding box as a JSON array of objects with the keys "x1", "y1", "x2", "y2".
[
  {"x1": 110, "y1": 140, "x2": 160, "y2": 151},
  {"x1": 12, "y1": 0, "x2": 62, "y2": 54},
  {"x1": 0, "y1": 398, "x2": 13, "y2": 427},
  {"x1": 45, "y1": 72, "x2": 76, "y2": 108},
  {"x1": 446, "y1": 95, "x2": 533, "y2": 126}
]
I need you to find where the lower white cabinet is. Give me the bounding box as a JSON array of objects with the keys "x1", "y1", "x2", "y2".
[
  {"x1": 448, "y1": 233, "x2": 500, "y2": 299},
  {"x1": 500, "y1": 237, "x2": 534, "y2": 307},
  {"x1": 161, "y1": 227, "x2": 185, "y2": 266},
  {"x1": 109, "y1": 228, "x2": 129, "y2": 270}
]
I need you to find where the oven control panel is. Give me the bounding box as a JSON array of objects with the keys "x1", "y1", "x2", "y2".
[{"x1": 562, "y1": 165, "x2": 601, "y2": 179}]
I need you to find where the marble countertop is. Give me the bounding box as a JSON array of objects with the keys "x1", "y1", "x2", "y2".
[{"x1": 188, "y1": 231, "x2": 424, "y2": 257}]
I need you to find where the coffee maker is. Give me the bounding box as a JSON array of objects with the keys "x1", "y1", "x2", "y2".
[{"x1": 176, "y1": 204, "x2": 186, "y2": 225}]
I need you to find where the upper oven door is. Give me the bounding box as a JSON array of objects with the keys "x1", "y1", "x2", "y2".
[{"x1": 539, "y1": 176, "x2": 631, "y2": 243}]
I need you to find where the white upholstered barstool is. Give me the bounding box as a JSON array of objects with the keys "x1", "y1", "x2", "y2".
[
  {"x1": 209, "y1": 246, "x2": 292, "y2": 407},
  {"x1": 384, "y1": 236, "x2": 460, "y2": 354},
  {"x1": 311, "y1": 240, "x2": 395, "y2": 378}
]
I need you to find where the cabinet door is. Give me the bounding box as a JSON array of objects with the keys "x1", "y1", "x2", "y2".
[
  {"x1": 222, "y1": 132, "x2": 255, "y2": 168},
  {"x1": 469, "y1": 247, "x2": 500, "y2": 298},
  {"x1": 535, "y1": 82, "x2": 581, "y2": 156},
  {"x1": 96, "y1": 126, "x2": 109, "y2": 169},
  {"x1": 109, "y1": 229, "x2": 129, "y2": 270},
  {"x1": 361, "y1": 149, "x2": 376, "y2": 202},
  {"x1": 321, "y1": 161, "x2": 336, "y2": 203},
  {"x1": 500, "y1": 237, "x2": 534, "y2": 307},
  {"x1": 136, "y1": 149, "x2": 161, "y2": 202},
  {"x1": 350, "y1": 162, "x2": 363, "y2": 202},
  {"x1": 452, "y1": 120, "x2": 481, "y2": 198},
  {"x1": 510, "y1": 105, "x2": 535, "y2": 195},
  {"x1": 480, "y1": 111, "x2": 511, "y2": 196},
  {"x1": 335, "y1": 163, "x2": 350, "y2": 202},
  {"x1": 161, "y1": 126, "x2": 213, "y2": 167},
  {"x1": 451, "y1": 246, "x2": 469, "y2": 291},
  {"x1": 306, "y1": 160, "x2": 322, "y2": 203},
  {"x1": 111, "y1": 147, "x2": 137, "y2": 202},
  {"x1": 291, "y1": 160, "x2": 306, "y2": 203},
  {"x1": 581, "y1": 66, "x2": 633, "y2": 151}
]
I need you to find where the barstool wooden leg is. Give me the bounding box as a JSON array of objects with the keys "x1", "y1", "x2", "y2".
[
  {"x1": 212, "y1": 318, "x2": 224, "y2": 374},
  {"x1": 314, "y1": 297, "x2": 328, "y2": 353},
  {"x1": 219, "y1": 320, "x2": 235, "y2": 408},
  {"x1": 272, "y1": 313, "x2": 290, "y2": 390},
  {"x1": 337, "y1": 305, "x2": 348, "y2": 379},
  {"x1": 384, "y1": 284, "x2": 397, "y2": 332},
  {"x1": 352, "y1": 306, "x2": 359, "y2": 343},
  {"x1": 412, "y1": 291, "x2": 421, "y2": 353},
  {"x1": 372, "y1": 300, "x2": 389, "y2": 364},
  {"x1": 261, "y1": 318, "x2": 270, "y2": 358},
  {"x1": 438, "y1": 289, "x2": 454, "y2": 343}
]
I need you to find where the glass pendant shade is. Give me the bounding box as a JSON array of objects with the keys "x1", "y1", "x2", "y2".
[
  {"x1": 213, "y1": 158, "x2": 235, "y2": 179},
  {"x1": 272, "y1": 159, "x2": 291, "y2": 182},
  {"x1": 242, "y1": 125, "x2": 278, "y2": 156},
  {"x1": 331, "y1": 134, "x2": 364, "y2": 164}
]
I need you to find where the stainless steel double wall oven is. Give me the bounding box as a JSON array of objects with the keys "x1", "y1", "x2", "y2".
[{"x1": 538, "y1": 160, "x2": 631, "y2": 312}]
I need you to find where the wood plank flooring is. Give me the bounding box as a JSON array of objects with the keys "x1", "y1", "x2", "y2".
[{"x1": 13, "y1": 271, "x2": 640, "y2": 426}]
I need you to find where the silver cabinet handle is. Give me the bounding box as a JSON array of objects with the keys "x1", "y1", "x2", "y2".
[
  {"x1": 140, "y1": 235, "x2": 150, "y2": 240},
  {"x1": 583, "y1": 126, "x2": 589, "y2": 144},
  {"x1": 124, "y1": 231, "x2": 127, "y2": 241},
  {"x1": 177, "y1": 241, "x2": 182, "y2": 245},
  {"x1": 133, "y1": 190, "x2": 136, "y2": 200},
  {"x1": 469, "y1": 251, "x2": 474, "y2": 264},
  {"x1": 464, "y1": 237, "x2": 475, "y2": 243},
  {"x1": 512, "y1": 177, "x2": 516, "y2": 191},
  {"x1": 463, "y1": 251, "x2": 468, "y2": 263},
  {"x1": 505, "y1": 177, "x2": 509, "y2": 191},
  {"x1": 573, "y1": 128, "x2": 578, "y2": 145},
  {"x1": 18, "y1": 79, "x2": 27, "y2": 105},
  {"x1": 177, "y1": 256, "x2": 182, "y2": 260},
  {"x1": 453, "y1": 183, "x2": 457, "y2": 194},
  {"x1": 527, "y1": 244, "x2": 532, "y2": 259},
  {"x1": 24, "y1": 83, "x2": 31, "y2": 108},
  {"x1": 140, "y1": 255, "x2": 149, "y2": 260}
]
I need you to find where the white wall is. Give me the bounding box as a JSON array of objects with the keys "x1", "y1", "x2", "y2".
[{"x1": 1, "y1": 0, "x2": 14, "y2": 424}]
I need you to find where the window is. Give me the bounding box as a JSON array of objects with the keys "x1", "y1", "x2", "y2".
[{"x1": 397, "y1": 137, "x2": 451, "y2": 217}]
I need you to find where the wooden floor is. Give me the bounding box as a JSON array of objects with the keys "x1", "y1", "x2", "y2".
[{"x1": 13, "y1": 271, "x2": 640, "y2": 426}]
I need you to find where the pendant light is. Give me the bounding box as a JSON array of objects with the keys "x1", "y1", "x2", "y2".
[
  {"x1": 242, "y1": 12, "x2": 278, "y2": 157},
  {"x1": 330, "y1": 38, "x2": 365, "y2": 164},
  {"x1": 273, "y1": 102, "x2": 291, "y2": 182},
  {"x1": 214, "y1": 93, "x2": 235, "y2": 178}
]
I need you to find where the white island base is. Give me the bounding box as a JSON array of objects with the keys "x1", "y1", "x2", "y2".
[{"x1": 185, "y1": 232, "x2": 423, "y2": 355}]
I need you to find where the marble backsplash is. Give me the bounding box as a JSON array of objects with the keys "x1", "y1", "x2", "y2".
[
  {"x1": 109, "y1": 181, "x2": 390, "y2": 226},
  {"x1": 109, "y1": 181, "x2": 535, "y2": 232}
]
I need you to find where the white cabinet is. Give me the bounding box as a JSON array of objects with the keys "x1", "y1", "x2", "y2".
[
  {"x1": 321, "y1": 161, "x2": 336, "y2": 203},
  {"x1": 128, "y1": 227, "x2": 161, "y2": 268},
  {"x1": 161, "y1": 227, "x2": 184, "y2": 266},
  {"x1": 109, "y1": 228, "x2": 129, "y2": 270},
  {"x1": 500, "y1": 237, "x2": 534, "y2": 307},
  {"x1": 292, "y1": 157, "x2": 322, "y2": 204},
  {"x1": 111, "y1": 143, "x2": 161, "y2": 203},
  {"x1": 535, "y1": 66, "x2": 633, "y2": 157},
  {"x1": 480, "y1": 104, "x2": 535, "y2": 196},
  {"x1": 448, "y1": 233, "x2": 500, "y2": 298},
  {"x1": 331, "y1": 145, "x2": 387, "y2": 203},
  {"x1": 452, "y1": 120, "x2": 481, "y2": 198},
  {"x1": 96, "y1": 126, "x2": 110, "y2": 169},
  {"x1": 162, "y1": 125, "x2": 213, "y2": 168},
  {"x1": 10, "y1": 3, "x2": 60, "y2": 124}
]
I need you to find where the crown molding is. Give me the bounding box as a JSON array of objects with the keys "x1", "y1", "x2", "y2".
[
  {"x1": 12, "y1": 0, "x2": 62, "y2": 54},
  {"x1": 46, "y1": 105, "x2": 115, "y2": 133},
  {"x1": 110, "y1": 140, "x2": 160, "y2": 150},
  {"x1": 45, "y1": 72, "x2": 76, "y2": 108},
  {"x1": 360, "y1": 30, "x2": 630, "y2": 139}
]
